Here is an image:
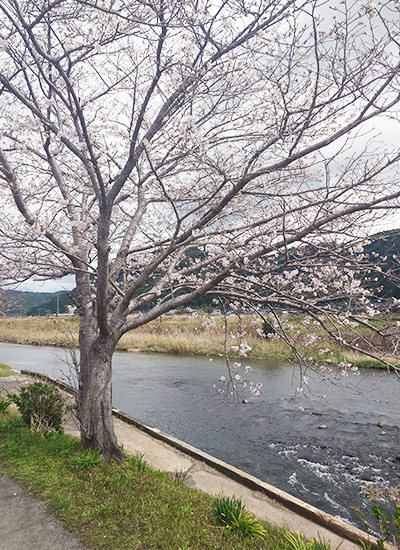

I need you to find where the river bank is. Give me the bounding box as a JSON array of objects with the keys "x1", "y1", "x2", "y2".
[
  {"x1": 0, "y1": 315, "x2": 392, "y2": 369},
  {"x1": 1, "y1": 340, "x2": 399, "y2": 533},
  {"x1": 0, "y1": 372, "x2": 368, "y2": 550}
]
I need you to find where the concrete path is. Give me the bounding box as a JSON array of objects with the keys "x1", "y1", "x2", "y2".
[{"x1": 0, "y1": 373, "x2": 386, "y2": 550}]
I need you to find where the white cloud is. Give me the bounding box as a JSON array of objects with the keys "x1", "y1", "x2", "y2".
[{"x1": 12, "y1": 275, "x2": 76, "y2": 293}]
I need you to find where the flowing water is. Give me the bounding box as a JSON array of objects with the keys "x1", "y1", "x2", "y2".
[{"x1": 1, "y1": 342, "x2": 399, "y2": 530}]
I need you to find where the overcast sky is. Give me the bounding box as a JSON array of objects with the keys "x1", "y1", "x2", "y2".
[{"x1": 13, "y1": 275, "x2": 76, "y2": 294}]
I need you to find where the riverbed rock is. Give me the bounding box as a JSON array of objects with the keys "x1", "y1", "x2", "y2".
[
  {"x1": 380, "y1": 431, "x2": 386, "y2": 435},
  {"x1": 318, "y1": 425, "x2": 328, "y2": 429},
  {"x1": 378, "y1": 421, "x2": 385, "y2": 427}
]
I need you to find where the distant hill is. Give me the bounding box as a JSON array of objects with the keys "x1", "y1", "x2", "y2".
[
  {"x1": 0, "y1": 289, "x2": 73, "y2": 317},
  {"x1": 26, "y1": 289, "x2": 77, "y2": 316},
  {"x1": 363, "y1": 229, "x2": 400, "y2": 298},
  {"x1": 0, "y1": 229, "x2": 399, "y2": 316},
  {"x1": 3, "y1": 290, "x2": 56, "y2": 316}
]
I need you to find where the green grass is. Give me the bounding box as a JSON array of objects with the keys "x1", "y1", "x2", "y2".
[
  {"x1": 0, "y1": 412, "x2": 288, "y2": 550},
  {"x1": 212, "y1": 495, "x2": 267, "y2": 539},
  {"x1": 0, "y1": 363, "x2": 14, "y2": 377}
]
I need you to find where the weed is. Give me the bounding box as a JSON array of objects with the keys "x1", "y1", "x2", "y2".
[
  {"x1": 212, "y1": 495, "x2": 266, "y2": 539},
  {"x1": 129, "y1": 452, "x2": 147, "y2": 473},
  {"x1": 0, "y1": 395, "x2": 11, "y2": 412},
  {"x1": 180, "y1": 504, "x2": 193, "y2": 516},
  {"x1": 174, "y1": 468, "x2": 191, "y2": 485},
  {"x1": 93, "y1": 502, "x2": 111, "y2": 519},
  {"x1": 0, "y1": 363, "x2": 13, "y2": 377},
  {"x1": 351, "y1": 503, "x2": 400, "y2": 548},
  {"x1": 69, "y1": 448, "x2": 102, "y2": 471},
  {"x1": 285, "y1": 531, "x2": 332, "y2": 550}
]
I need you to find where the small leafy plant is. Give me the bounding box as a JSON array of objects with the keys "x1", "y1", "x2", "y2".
[
  {"x1": 370, "y1": 504, "x2": 400, "y2": 549},
  {"x1": 0, "y1": 395, "x2": 11, "y2": 412},
  {"x1": 212, "y1": 495, "x2": 266, "y2": 539},
  {"x1": 69, "y1": 448, "x2": 102, "y2": 471},
  {"x1": 8, "y1": 382, "x2": 64, "y2": 433},
  {"x1": 351, "y1": 503, "x2": 400, "y2": 549},
  {"x1": 174, "y1": 468, "x2": 191, "y2": 485},
  {"x1": 285, "y1": 531, "x2": 332, "y2": 550},
  {"x1": 129, "y1": 452, "x2": 147, "y2": 473}
]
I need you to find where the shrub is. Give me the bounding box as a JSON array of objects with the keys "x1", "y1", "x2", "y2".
[
  {"x1": 8, "y1": 382, "x2": 64, "y2": 433},
  {"x1": 262, "y1": 318, "x2": 276, "y2": 337},
  {"x1": 212, "y1": 496, "x2": 266, "y2": 539}
]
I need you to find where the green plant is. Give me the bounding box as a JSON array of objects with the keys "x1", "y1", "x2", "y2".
[
  {"x1": 212, "y1": 496, "x2": 266, "y2": 539},
  {"x1": 285, "y1": 531, "x2": 309, "y2": 550},
  {"x1": 93, "y1": 502, "x2": 111, "y2": 519},
  {"x1": 370, "y1": 504, "x2": 400, "y2": 549},
  {"x1": 69, "y1": 448, "x2": 102, "y2": 470},
  {"x1": 285, "y1": 531, "x2": 332, "y2": 550},
  {"x1": 8, "y1": 382, "x2": 63, "y2": 433},
  {"x1": 0, "y1": 396, "x2": 11, "y2": 412},
  {"x1": 352, "y1": 503, "x2": 400, "y2": 549},
  {"x1": 174, "y1": 468, "x2": 191, "y2": 485},
  {"x1": 129, "y1": 452, "x2": 147, "y2": 473},
  {"x1": 0, "y1": 416, "x2": 291, "y2": 550},
  {"x1": 0, "y1": 363, "x2": 13, "y2": 377},
  {"x1": 212, "y1": 495, "x2": 243, "y2": 525},
  {"x1": 262, "y1": 318, "x2": 276, "y2": 337}
]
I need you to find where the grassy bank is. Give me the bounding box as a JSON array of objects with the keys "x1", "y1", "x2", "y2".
[
  {"x1": 0, "y1": 363, "x2": 14, "y2": 377},
  {"x1": 0, "y1": 315, "x2": 394, "y2": 368},
  {"x1": 0, "y1": 411, "x2": 289, "y2": 550}
]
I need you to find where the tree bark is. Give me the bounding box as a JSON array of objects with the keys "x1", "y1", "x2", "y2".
[{"x1": 78, "y1": 332, "x2": 123, "y2": 461}]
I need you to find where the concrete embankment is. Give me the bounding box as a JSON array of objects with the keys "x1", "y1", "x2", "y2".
[{"x1": 3, "y1": 370, "x2": 394, "y2": 550}]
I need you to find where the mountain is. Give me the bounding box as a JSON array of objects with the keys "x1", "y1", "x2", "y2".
[
  {"x1": 26, "y1": 289, "x2": 77, "y2": 316},
  {"x1": 0, "y1": 229, "x2": 399, "y2": 316},
  {"x1": 0, "y1": 289, "x2": 73, "y2": 317},
  {"x1": 363, "y1": 229, "x2": 400, "y2": 298}
]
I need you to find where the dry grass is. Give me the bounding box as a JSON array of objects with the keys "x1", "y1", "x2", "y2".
[
  {"x1": 0, "y1": 314, "x2": 397, "y2": 368},
  {"x1": 0, "y1": 317, "x2": 79, "y2": 347}
]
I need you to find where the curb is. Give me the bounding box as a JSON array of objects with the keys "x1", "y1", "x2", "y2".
[{"x1": 21, "y1": 370, "x2": 391, "y2": 550}]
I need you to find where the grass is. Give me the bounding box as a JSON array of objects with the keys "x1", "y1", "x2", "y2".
[
  {"x1": 212, "y1": 495, "x2": 267, "y2": 539},
  {"x1": 0, "y1": 410, "x2": 289, "y2": 550},
  {"x1": 0, "y1": 314, "x2": 397, "y2": 369},
  {"x1": 0, "y1": 362, "x2": 14, "y2": 377}
]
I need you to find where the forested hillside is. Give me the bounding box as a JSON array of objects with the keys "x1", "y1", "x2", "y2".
[{"x1": 0, "y1": 230, "x2": 399, "y2": 316}]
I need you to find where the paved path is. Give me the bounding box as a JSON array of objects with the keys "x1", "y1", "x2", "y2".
[
  {"x1": 0, "y1": 474, "x2": 86, "y2": 550},
  {"x1": 0, "y1": 373, "x2": 384, "y2": 550}
]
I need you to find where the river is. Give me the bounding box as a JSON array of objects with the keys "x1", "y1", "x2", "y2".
[{"x1": 0, "y1": 341, "x2": 399, "y2": 530}]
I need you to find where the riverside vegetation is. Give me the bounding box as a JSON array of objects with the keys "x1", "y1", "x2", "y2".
[
  {"x1": 3, "y1": 383, "x2": 396, "y2": 550},
  {"x1": 0, "y1": 313, "x2": 397, "y2": 369},
  {"x1": 0, "y1": 402, "x2": 310, "y2": 550},
  {"x1": 0, "y1": 349, "x2": 397, "y2": 549}
]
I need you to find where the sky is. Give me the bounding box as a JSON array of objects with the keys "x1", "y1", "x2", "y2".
[{"x1": 13, "y1": 275, "x2": 76, "y2": 294}]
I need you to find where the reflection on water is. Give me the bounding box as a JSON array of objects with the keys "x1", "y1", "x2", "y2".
[{"x1": 1, "y1": 341, "x2": 399, "y2": 529}]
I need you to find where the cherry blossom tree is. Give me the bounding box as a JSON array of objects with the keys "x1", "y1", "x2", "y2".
[{"x1": 1, "y1": 0, "x2": 400, "y2": 458}]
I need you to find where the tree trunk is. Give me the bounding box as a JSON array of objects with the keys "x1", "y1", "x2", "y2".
[{"x1": 78, "y1": 333, "x2": 123, "y2": 461}]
